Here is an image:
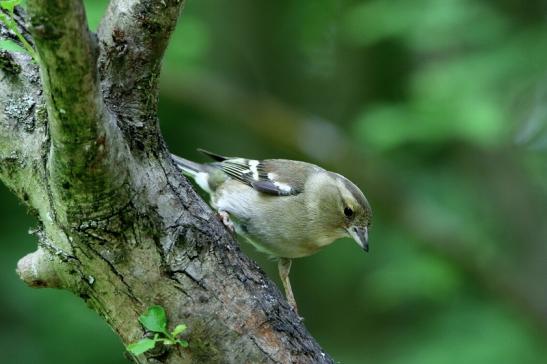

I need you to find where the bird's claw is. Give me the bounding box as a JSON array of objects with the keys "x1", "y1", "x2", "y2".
[
  {"x1": 218, "y1": 211, "x2": 235, "y2": 234},
  {"x1": 289, "y1": 303, "x2": 304, "y2": 321}
]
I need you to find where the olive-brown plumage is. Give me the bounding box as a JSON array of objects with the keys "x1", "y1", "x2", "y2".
[{"x1": 172, "y1": 150, "x2": 372, "y2": 311}]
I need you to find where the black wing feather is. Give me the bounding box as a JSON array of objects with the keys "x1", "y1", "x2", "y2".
[
  {"x1": 197, "y1": 148, "x2": 229, "y2": 162},
  {"x1": 251, "y1": 180, "x2": 289, "y2": 196},
  {"x1": 198, "y1": 149, "x2": 302, "y2": 196},
  {"x1": 198, "y1": 149, "x2": 310, "y2": 196}
]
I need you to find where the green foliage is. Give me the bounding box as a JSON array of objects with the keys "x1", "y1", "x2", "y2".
[
  {"x1": 0, "y1": 0, "x2": 20, "y2": 12},
  {"x1": 0, "y1": 0, "x2": 38, "y2": 60},
  {"x1": 82, "y1": 0, "x2": 109, "y2": 31},
  {"x1": 138, "y1": 305, "x2": 168, "y2": 334},
  {"x1": 127, "y1": 305, "x2": 188, "y2": 357},
  {"x1": 126, "y1": 338, "x2": 156, "y2": 356},
  {"x1": 0, "y1": 39, "x2": 24, "y2": 53},
  {"x1": 172, "y1": 324, "x2": 187, "y2": 337},
  {"x1": 2, "y1": 0, "x2": 547, "y2": 363},
  {"x1": 164, "y1": 15, "x2": 210, "y2": 72}
]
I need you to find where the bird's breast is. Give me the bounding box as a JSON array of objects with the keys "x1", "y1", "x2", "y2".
[{"x1": 212, "y1": 180, "x2": 342, "y2": 258}]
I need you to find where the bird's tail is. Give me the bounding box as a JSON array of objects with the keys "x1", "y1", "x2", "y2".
[
  {"x1": 171, "y1": 154, "x2": 213, "y2": 193},
  {"x1": 171, "y1": 154, "x2": 204, "y2": 177}
]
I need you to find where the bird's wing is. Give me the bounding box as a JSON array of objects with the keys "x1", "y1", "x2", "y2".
[{"x1": 199, "y1": 149, "x2": 317, "y2": 196}]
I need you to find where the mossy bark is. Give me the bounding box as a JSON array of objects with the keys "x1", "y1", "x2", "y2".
[{"x1": 0, "y1": 1, "x2": 332, "y2": 363}]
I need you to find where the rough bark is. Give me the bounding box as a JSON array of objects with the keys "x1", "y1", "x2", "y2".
[{"x1": 0, "y1": 1, "x2": 332, "y2": 363}]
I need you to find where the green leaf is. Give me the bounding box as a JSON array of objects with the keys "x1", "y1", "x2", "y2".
[
  {"x1": 161, "y1": 338, "x2": 176, "y2": 346},
  {"x1": 0, "y1": 39, "x2": 26, "y2": 53},
  {"x1": 177, "y1": 339, "x2": 189, "y2": 348},
  {"x1": 171, "y1": 324, "x2": 187, "y2": 337},
  {"x1": 126, "y1": 338, "x2": 156, "y2": 356},
  {"x1": 138, "y1": 305, "x2": 168, "y2": 333},
  {"x1": 0, "y1": 11, "x2": 8, "y2": 23},
  {"x1": 0, "y1": 0, "x2": 21, "y2": 12}
]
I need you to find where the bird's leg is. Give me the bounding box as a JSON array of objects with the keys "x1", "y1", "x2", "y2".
[
  {"x1": 278, "y1": 258, "x2": 298, "y2": 313},
  {"x1": 218, "y1": 210, "x2": 235, "y2": 233}
]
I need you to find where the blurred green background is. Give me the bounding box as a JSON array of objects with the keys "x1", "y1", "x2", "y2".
[{"x1": 2, "y1": 0, "x2": 547, "y2": 363}]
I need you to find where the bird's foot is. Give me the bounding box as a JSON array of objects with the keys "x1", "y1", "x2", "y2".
[
  {"x1": 278, "y1": 258, "x2": 304, "y2": 320},
  {"x1": 288, "y1": 302, "x2": 304, "y2": 321},
  {"x1": 287, "y1": 297, "x2": 299, "y2": 315},
  {"x1": 218, "y1": 210, "x2": 235, "y2": 233}
]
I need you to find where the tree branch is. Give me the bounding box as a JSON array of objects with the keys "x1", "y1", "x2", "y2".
[
  {"x1": 97, "y1": 0, "x2": 185, "y2": 151},
  {"x1": 0, "y1": 51, "x2": 46, "y2": 204},
  {"x1": 17, "y1": 249, "x2": 61, "y2": 288},
  {"x1": 27, "y1": 0, "x2": 102, "y2": 168},
  {"x1": 16, "y1": 245, "x2": 84, "y2": 290},
  {"x1": 0, "y1": 3, "x2": 334, "y2": 363},
  {"x1": 26, "y1": 0, "x2": 130, "y2": 222}
]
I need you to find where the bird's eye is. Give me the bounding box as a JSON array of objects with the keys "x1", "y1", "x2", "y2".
[{"x1": 344, "y1": 207, "x2": 354, "y2": 218}]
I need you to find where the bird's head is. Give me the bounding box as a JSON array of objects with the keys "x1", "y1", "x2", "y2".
[{"x1": 322, "y1": 172, "x2": 372, "y2": 252}]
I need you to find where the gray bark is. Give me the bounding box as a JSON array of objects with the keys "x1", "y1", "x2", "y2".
[{"x1": 0, "y1": 1, "x2": 332, "y2": 363}]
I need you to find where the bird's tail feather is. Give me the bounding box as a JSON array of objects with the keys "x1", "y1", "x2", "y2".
[{"x1": 171, "y1": 154, "x2": 203, "y2": 177}]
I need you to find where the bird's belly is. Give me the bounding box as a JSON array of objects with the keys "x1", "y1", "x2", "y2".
[
  {"x1": 212, "y1": 181, "x2": 342, "y2": 258},
  {"x1": 235, "y1": 218, "x2": 341, "y2": 258},
  {"x1": 239, "y1": 231, "x2": 320, "y2": 258}
]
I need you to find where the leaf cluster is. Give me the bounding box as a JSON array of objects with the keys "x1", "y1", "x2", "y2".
[{"x1": 127, "y1": 305, "x2": 189, "y2": 356}]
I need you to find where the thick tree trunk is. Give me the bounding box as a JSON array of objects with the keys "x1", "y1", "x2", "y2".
[{"x1": 0, "y1": 1, "x2": 332, "y2": 363}]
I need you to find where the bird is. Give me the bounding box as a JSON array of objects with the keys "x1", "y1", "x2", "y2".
[{"x1": 172, "y1": 149, "x2": 372, "y2": 312}]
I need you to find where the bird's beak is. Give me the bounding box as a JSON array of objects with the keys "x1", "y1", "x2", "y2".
[{"x1": 348, "y1": 226, "x2": 369, "y2": 252}]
